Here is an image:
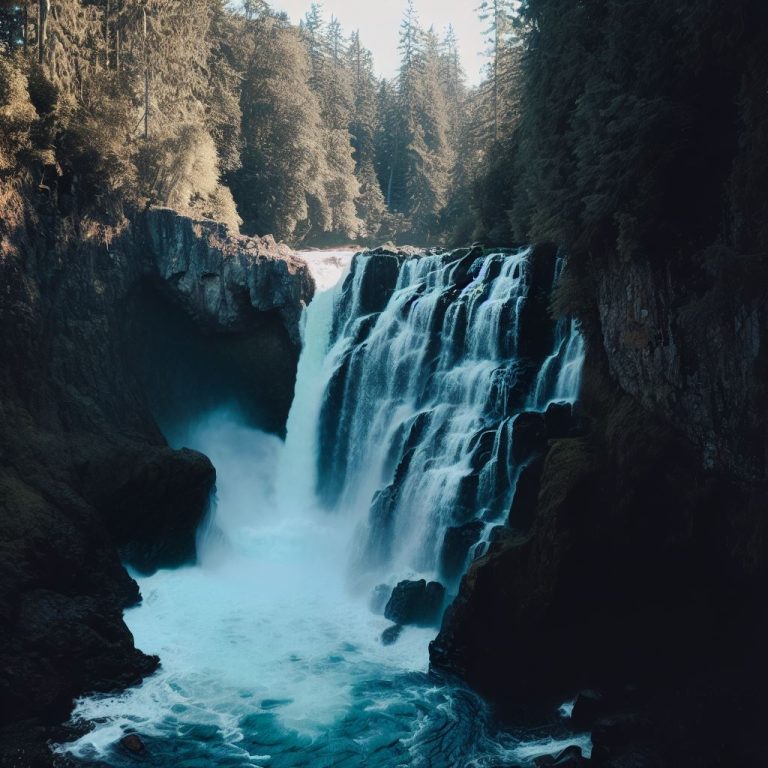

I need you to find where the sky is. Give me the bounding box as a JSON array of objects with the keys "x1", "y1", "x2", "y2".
[{"x1": 269, "y1": 0, "x2": 488, "y2": 86}]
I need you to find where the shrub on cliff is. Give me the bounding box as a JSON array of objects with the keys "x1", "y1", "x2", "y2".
[{"x1": 0, "y1": 56, "x2": 36, "y2": 168}]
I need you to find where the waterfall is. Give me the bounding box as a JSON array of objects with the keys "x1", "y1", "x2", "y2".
[
  {"x1": 315, "y1": 246, "x2": 585, "y2": 589},
  {"x1": 57, "y1": 247, "x2": 589, "y2": 768}
]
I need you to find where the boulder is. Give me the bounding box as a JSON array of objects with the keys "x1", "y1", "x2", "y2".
[
  {"x1": 545, "y1": 402, "x2": 573, "y2": 439},
  {"x1": 512, "y1": 411, "x2": 548, "y2": 463},
  {"x1": 384, "y1": 580, "x2": 446, "y2": 626},
  {"x1": 381, "y1": 624, "x2": 404, "y2": 646},
  {"x1": 79, "y1": 443, "x2": 216, "y2": 575},
  {"x1": 440, "y1": 521, "x2": 485, "y2": 580},
  {"x1": 533, "y1": 745, "x2": 588, "y2": 767},
  {"x1": 119, "y1": 733, "x2": 148, "y2": 756}
]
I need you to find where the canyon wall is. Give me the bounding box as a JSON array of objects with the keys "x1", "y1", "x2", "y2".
[
  {"x1": 430, "y1": 249, "x2": 768, "y2": 766},
  {"x1": 0, "y1": 187, "x2": 313, "y2": 759}
]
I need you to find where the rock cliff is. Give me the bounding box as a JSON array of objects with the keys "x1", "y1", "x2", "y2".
[
  {"x1": 143, "y1": 207, "x2": 313, "y2": 347},
  {"x1": 0, "y1": 184, "x2": 313, "y2": 762},
  {"x1": 430, "y1": 250, "x2": 768, "y2": 766}
]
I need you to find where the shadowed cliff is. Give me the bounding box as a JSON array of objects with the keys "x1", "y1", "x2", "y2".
[{"x1": 0, "y1": 180, "x2": 314, "y2": 761}]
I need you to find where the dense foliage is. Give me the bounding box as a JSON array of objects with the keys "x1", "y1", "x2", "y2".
[
  {"x1": 470, "y1": 0, "x2": 768, "y2": 267},
  {"x1": 0, "y1": 0, "x2": 491, "y2": 245}
]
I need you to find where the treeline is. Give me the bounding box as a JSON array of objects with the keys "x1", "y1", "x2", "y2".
[
  {"x1": 469, "y1": 0, "x2": 768, "y2": 264},
  {"x1": 0, "y1": 0, "x2": 510, "y2": 246}
]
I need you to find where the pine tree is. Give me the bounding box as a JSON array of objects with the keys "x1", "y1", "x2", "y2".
[
  {"x1": 406, "y1": 26, "x2": 453, "y2": 238},
  {"x1": 346, "y1": 30, "x2": 385, "y2": 239},
  {"x1": 476, "y1": 0, "x2": 516, "y2": 143},
  {"x1": 233, "y1": 15, "x2": 327, "y2": 240}
]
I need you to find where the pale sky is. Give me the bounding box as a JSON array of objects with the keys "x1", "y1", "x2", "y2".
[{"x1": 269, "y1": 0, "x2": 488, "y2": 86}]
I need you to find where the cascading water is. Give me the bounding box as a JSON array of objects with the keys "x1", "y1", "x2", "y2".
[
  {"x1": 317, "y1": 246, "x2": 585, "y2": 589},
  {"x1": 58, "y1": 248, "x2": 588, "y2": 767}
]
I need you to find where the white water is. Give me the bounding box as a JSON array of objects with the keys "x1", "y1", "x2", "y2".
[
  {"x1": 58, "y1": 249, "x2": 589, "y2": 767},
  {"x1": 317, "y1": 249, "x2": 585, "y2": 586}
]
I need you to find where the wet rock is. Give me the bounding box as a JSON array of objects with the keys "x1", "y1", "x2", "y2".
[
  {"x1": 381, "y1": 624, "x2": 404, "y2": 646},
  {"x1": 533, "y1": 745, "x2": 588, "y2": 767},
  {"x1": 545, "y1": 402, "x2": 573, "y2": 439},
  {"x1": 487, "y1": 363, "x2": 536, "y2": 417},
  {"x1": 489, "y1": 524, "x2": 512, "y2": 543},
  {"x1": 512, "y1": 411, "x2": 548, "y2": 463},
  {"x1": 119, "y1": 733, "x2": 148, "y2": 756},
  {"x1": 440, "y1": 521, "x2": 485, "y2": 580},
  {"x1": 516, "y1": 244, "x2": 558, "y2": 359},
  {"x1": 364, "y1": 486, "x2": 399, "y2": 567},
  {"x1": 508, "y1": 456, "x2": 545, "y2": 531},
  {"x1": 570, "y1": 689, "x2": 607, "y2": 729},
  {"x1": 469, "y1": 429, "x2": 497, "y2": 473},
  {"x1": 351, "y1": 312, "x2": 380, "y2": 344},
  {"x1": 356, "y1": 254, "x2": 402, "y2": 315},
  {"x1": 454, "y1": 472, "x2": 480, "y2": 522},
  {"x1": 369, "y1": 584, "x2": 391, "y2": 615},
  {"x1": 384, "y1": 580, "x2": 446, "y2": 626},
  {"x1": 451, "y1": 246, "x2": 485, "y2": 288}
]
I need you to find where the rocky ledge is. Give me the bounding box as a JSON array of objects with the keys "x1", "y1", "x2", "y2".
[{"x1": 143, "y1": 207, "x2": 314, "y2": 347}]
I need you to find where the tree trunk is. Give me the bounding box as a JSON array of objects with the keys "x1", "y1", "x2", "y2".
[
  {"x1": 104, "y1": 0, "x2": 110, "y2": 68},
  {"x1": 115, "y1": 0, "x2": 121, "y2": 71},
  {"x1": 38, "y1": 0, "x2": 50, "y2": 64},
  {"x1": 143, "y1": 6, "x2": 148, "y2": 139}
]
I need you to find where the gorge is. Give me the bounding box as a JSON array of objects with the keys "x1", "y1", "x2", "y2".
[
  {"x1": 1, "y1": 0, "x2": 767, "y2": 766},
  {"x1": 56, "y1": 245, "x2": 589, "y2": 767}
]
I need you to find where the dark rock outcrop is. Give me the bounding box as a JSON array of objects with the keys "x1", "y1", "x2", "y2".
[
  {"x1": 440, "y1": 521, "x2": 485, "y2": 581},
  {"x1": 516, "y1": 243, "x2": 558, "y2": 359},
  {"x1": 385, "y1": 579, "x2": 446, "y2": 626},
  {"x1": 331, "y1": 250, "x2": 404, "y2": 341},
  {"x1": 596, "y1": 254, "x2": 767, "y2": 482},
  {"x1": 431, "y1": 268, "x2": 768, "y2": 766},
  {"x1": 544, "y1": 402, "x2": 573, "y2": 439},
  {"x1": 144, "y1": 207, "x2": 313, "y2": 346},
  {"x1": 511, "y1": 411, "x2": 548, "y2": 463}
]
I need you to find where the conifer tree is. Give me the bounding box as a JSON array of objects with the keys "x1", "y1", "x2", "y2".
[{"x1": 233, "y1": 15, "x2": 327, "y2": 240}]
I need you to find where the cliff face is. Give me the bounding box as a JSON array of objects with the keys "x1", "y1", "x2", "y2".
[
  {"x1": 430, "y1": 251, "x2": 768, "y2": 765},
  {"x1": 0, "y1": 186, "x2": 313, "y2": 757},
  {"x1": 597, "y1": 254, "x2": 767, "y2": 482},
  {"x1": 144, "y1": 207, "x2": 313, "y2": 347}
]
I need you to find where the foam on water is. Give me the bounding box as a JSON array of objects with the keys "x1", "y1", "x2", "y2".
[{"x1": 57, "y1": 249, "x2": 589, "y2": 767}]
